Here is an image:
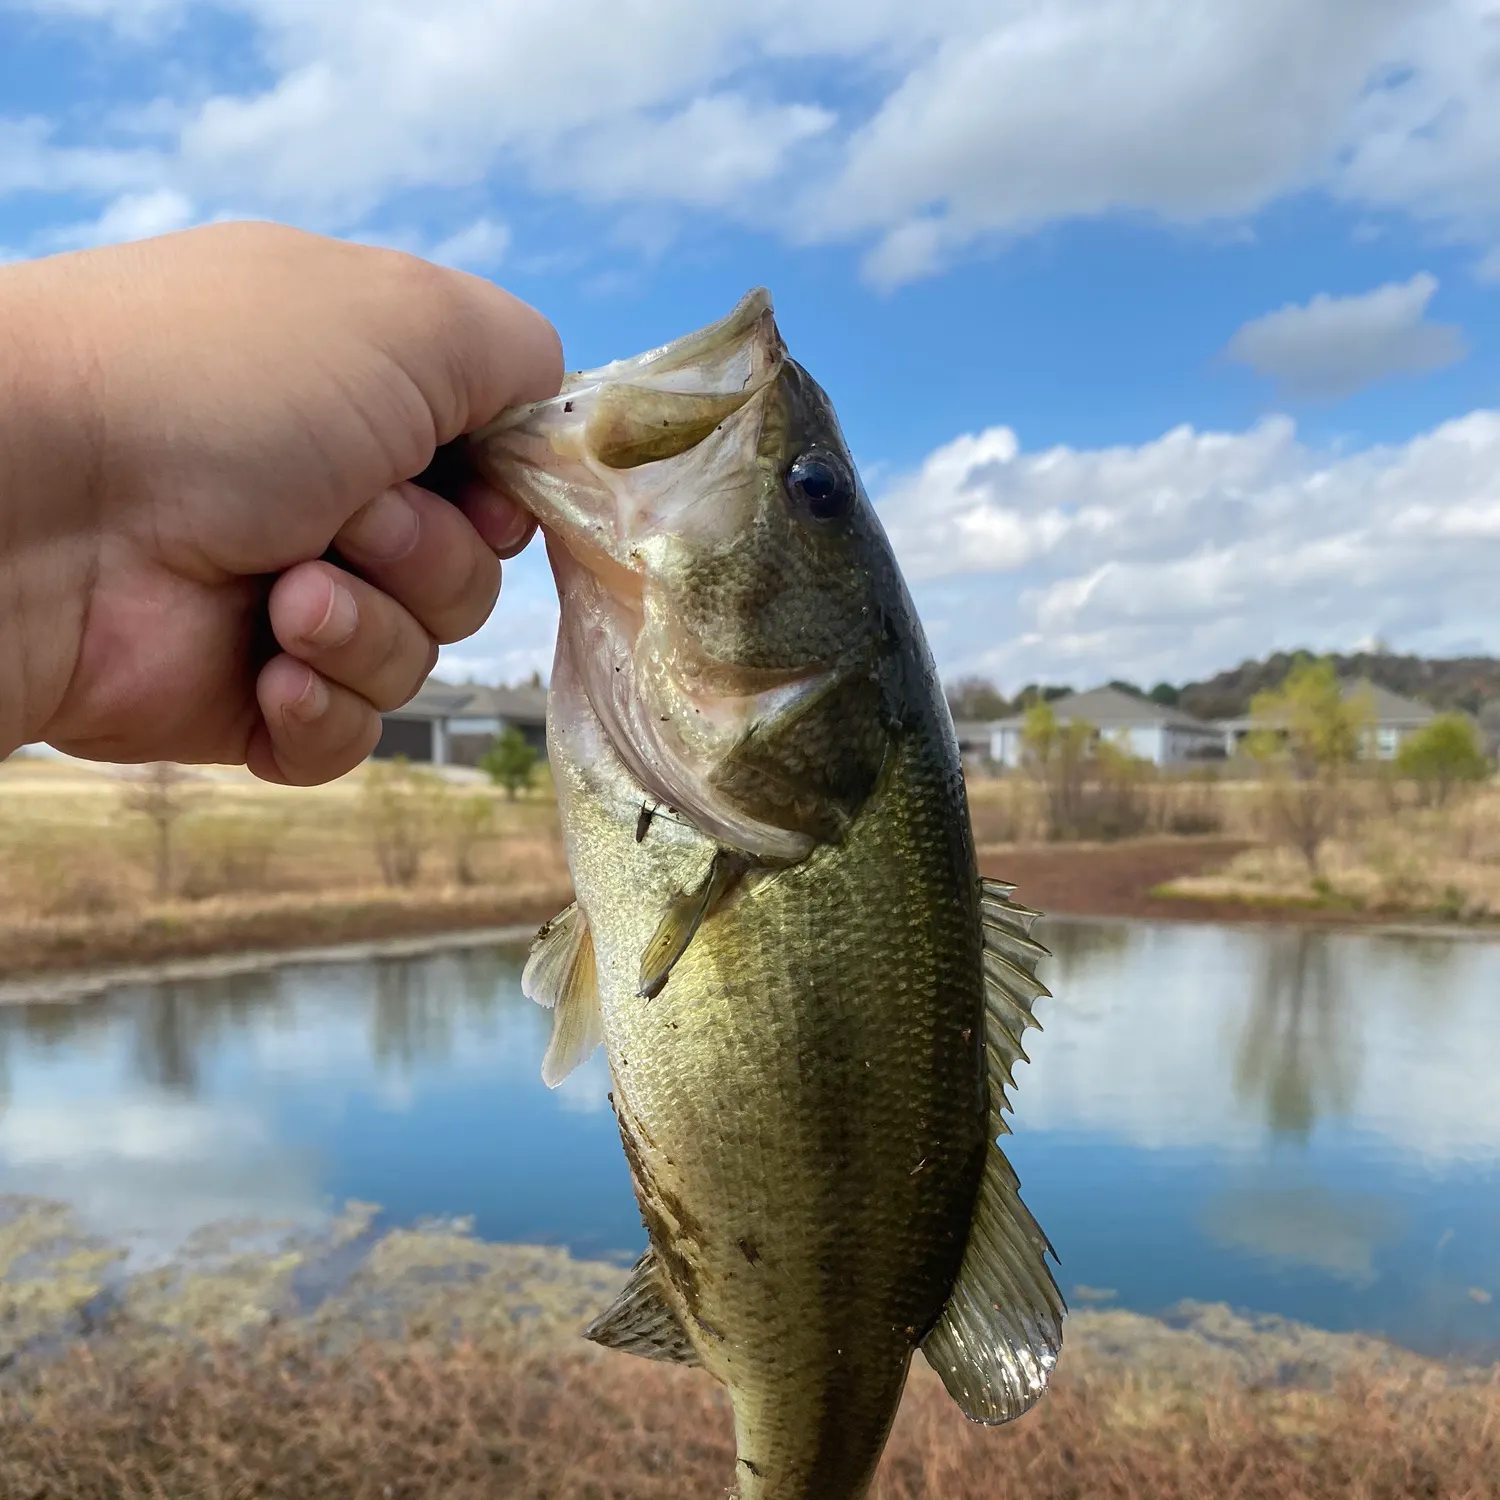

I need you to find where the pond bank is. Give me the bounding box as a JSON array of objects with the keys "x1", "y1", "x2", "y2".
[
  {"x1": 3, "y1": 1200, "x2": 1495, "y2": 1500},
  {"x1": 981, "y1": 836, "x2": 1499, "y2": 934},
  {"x1": 0, "y1": 882, "x2": 572, "y2": 994},
  {"x1": 4, "y1": 838, "x2": 1494, "y2": 995}
]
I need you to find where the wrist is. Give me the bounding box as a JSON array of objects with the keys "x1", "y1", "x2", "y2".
[{"x1": 0, "y1": 257, "x2": 103, "y2": 756}]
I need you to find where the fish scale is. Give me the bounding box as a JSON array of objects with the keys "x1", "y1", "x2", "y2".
[{"x1": 475, "y1": 289, "x2": 1064, "y2": 1500}]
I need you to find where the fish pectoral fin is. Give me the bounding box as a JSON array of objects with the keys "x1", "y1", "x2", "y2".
[
  {"x1": 980, "y1": 878, "x2": 1051, "y2": 1136},
  {"x1": 582, "y1": 1249, "x2": 701, "y2": 1367},
  {"x1": 921, "y1": 1143, "x2": 1066, "y2": 1424},
  {"x1": 522, "y1": 904, "x2": 603, "y2": 1088},
  {"x1": 637, "y1": 849, "x2": 747, "y2": 999}
]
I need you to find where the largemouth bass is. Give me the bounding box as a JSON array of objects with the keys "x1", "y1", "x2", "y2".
[{"x1": 471, "y1": 290, "x2": 1064, "y2": 1500}]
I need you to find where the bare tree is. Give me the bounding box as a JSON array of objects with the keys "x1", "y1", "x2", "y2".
[
  {"x1": 120, "y1": 763, "x2": 199, "y2": 899},
  {"x1": 363, "y1": 758, "x2": 444, "y2": 887}
]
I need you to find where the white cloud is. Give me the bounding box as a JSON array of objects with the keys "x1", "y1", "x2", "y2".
[
  {"x1": 429, "y1": 216, "x2": 510, "y2": 271},
  {"x1": 823, "y1": 0, "x2": 1423, "y2": 278},
  {"x1": 877, "y1": 408, "x2": 1500, "y2": 688},
  {"x1": 3, "y1": 0, "x2": 184, "y2": 37},
  {"x1": 5, "y1": 1, "x2": 1500, "y2": 277},
  {"x1": 1224, "y1": 274, "x2": 1466, "y2": 399},
  {"x1": 450, "y1": 399, "x2": 1500, "y2": 695},
  {"x1": 0, "y1": 117, "x2": 161, "y2": 198},
  {"x1": 543, "y1": 94, "x2": 834, "y2": 210},
  {"x1": 48, "y1": 187, "x2": 197, "y2": 250},
  {"x1": 1335, "y1": 0, "x2": 1500, "y2": 269}
]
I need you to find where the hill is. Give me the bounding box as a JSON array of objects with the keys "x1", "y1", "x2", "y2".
[{"x1": 1176, "y1": 651, "x2": 1500, "y2": 721}]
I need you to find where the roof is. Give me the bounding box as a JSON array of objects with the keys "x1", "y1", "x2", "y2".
[
  {"x1": 950, "y1": 718, "x2": 997, "y2": 744},
  {"x1": 1216, "y1": 679, "x2": 1438, "y2": 731},
  {"x1": 992, "y1": 685, "x2": 1215, "y2": 733},
  {"x1": 1351, "y1": 681, "x2": 1437, "y2": 727},
  {"x1": 385, "y1": 677, "x2": 478, "y2": 720},
  {"x1": 383, "y1": 677, "x2": 549, "y2": 725},
  {"x1": 452, "y1": 682, "x2": 549, "y2": 725}
]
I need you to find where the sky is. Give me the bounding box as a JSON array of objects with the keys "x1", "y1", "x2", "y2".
[{"x1": 3, "y1": 0, "x2": 1499, "y2": 696}]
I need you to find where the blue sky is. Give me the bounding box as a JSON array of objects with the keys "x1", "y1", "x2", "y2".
[{"x1": 4, "y1": 0, "x2": 1499, "y2": 693}]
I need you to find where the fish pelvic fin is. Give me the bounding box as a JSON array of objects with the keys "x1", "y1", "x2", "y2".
[
  {"x1": 637, "y1": 849, "x2": 748, "y2": 1000},
  {"x1": 919, "y1": 876, "x2": 1065, "y2": 1424},
  {"x1": 583, "y1": 1249, "x2": 701, "y2": 1367},
  {"x1": 522, "y1": 903, "x2": 604, "y2": 1088}
]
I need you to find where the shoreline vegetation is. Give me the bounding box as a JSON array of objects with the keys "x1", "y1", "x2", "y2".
[
  {"x1": 2, "y1": 749, "x2": 1497, "y2": 987},
  {"x1": 3, "y1": 1197, "x2": 1496, "y2": 1500}
]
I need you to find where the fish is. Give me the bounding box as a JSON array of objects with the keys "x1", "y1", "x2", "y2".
[{"x1": 469, "y1": 290, "x2": 1064, "y2": 1500}]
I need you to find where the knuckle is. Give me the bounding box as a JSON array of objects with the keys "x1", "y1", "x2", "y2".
[
  {"x1": 361, "y1": 608, "x2": 430, "y2": 712},
  {"x1": 431, "y1": 547, "x2": 499, "y2": 645}
]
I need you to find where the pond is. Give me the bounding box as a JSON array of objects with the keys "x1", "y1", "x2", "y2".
[{"x1": 2, "y1": 918, "x2": 1497, "y2": 1360}]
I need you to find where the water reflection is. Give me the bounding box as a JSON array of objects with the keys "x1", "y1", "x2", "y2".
[
  {"x1": 1202, "y1": 1185, "x2": 1400, "y2": 1285},
  {"x1": 2, "y1": 949, "x2": 537, "y2": 1106},
  {"x1": 1022, "y1": 919, "x2": 1500, "y2": 1160},
  {"x1": 1234, "y1": 932, "x2": 1358, "y2": 1141},
  {"x1": 0, "y1": 920, "x2": 1496, "y2": 1352}
]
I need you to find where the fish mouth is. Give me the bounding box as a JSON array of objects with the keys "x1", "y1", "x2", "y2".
[
  {"x1": 468, "y1": 289, "x2": 786, "y2": 571},
  {"x1": 470, "y1": 291, "x2": 823, "y2": 865},
  {"x1": 478, "y1": 287, "x2": 783, "y2": 441}
]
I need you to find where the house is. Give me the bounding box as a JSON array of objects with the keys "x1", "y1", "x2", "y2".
[
  {"x1": 445, "y1": 682, "x2": 549, "y2": 764},
  {"x1": 951, "y1": 719, "x2": 999, "y2": 769},
  {"x1": 1480, "y1": 700, "x2": 1500, "y2": 759},
  {"x1": 1215, "y1": 679, "x2": 1436, "y2": 761},
  {"x1": 985, "y1": 686, "x2": 1225, "y2": 769},
  {"x1": 373, "y1": 678, "x2": 548, "y2": 767}
]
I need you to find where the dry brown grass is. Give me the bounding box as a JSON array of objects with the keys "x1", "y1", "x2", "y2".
[
  {"x1": 0, "y1": 756, "x2": 571, "y2": 973},
  {"x1": 4, "y1": 1326, "x2": 1496, "y2": 1500},
  {"x1": 966, "y1": 770, "x2": 1268, "y2": 847},
  {"x1": 5, "y1": 1197, "x2": 1495, "y2": 1500},
  {"x1": 1166, "y1": 784, "x2": 1500, "y2": 922}
]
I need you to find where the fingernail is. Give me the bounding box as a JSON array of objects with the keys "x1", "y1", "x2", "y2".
[
  {"x1": 341, "y1": 485, "x2": 420, "y2": 561},
  {"x1": 308, "y1": 579, "x2": 359, "y2": 647},
  {"x1": 286, "y1": 669, "x2": 330, "y2": 724}
]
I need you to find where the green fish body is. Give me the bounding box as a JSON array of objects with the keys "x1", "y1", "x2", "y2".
[{"x1": 473, "y1": 291, "x2": 1063, "y2": 1500}]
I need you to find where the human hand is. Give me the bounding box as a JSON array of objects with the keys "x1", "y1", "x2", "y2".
[{"x1": 0, "y1": 222, "x2": 561, "y2": 783}]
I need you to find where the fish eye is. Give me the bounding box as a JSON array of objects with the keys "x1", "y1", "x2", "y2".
[{"x1": 786, "y1": 452, "x2": 855, "y2": 522}]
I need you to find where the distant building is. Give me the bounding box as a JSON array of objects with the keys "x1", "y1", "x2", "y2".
[
  {"x1": 951, "y1": 719, "x2": 999, "y2": 769},
  {"x1": 445, "y1": 682, "x2": 549, "y2": 765},
  {"x1": 373, "y1": 678, "x2": 548, "y2": 767},
  {"x1": 984, "y1": 685, "x2": 1225, "y2": 769},
  {"x1": 1215, "y1": 679, "x2": 1437, "y2": 761},
  {"x1": 1480, "y1": 700, "x2": 1500, "y2": 759}
]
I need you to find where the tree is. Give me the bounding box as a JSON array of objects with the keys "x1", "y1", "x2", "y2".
[
  {"x1": 1247, "y1": 660, "x2": 1372, "y2": 874},
  {"x1": 481, "y1": 727, "x2": 539, "y2": 800},
  {"x1": 1013, "y1": 683, "x2": 1072, "y2": 710},
  {"x1": 363, "y1": 757, "x2": 441, "y2": 887},
  {"x1": 1397, "y1": 714, "x2": 1490, "y2": 808},
  {"x1": 443, "y1": 793, "x2": 496, "y2": 884},
  {"x1": 1022, "y1": 702, "x2": 1095, "y2": 840},
  {"x1": 1148, "y1": 682, "x2": 1180, "y2": 707},
  {"x1": 120, "y1": 762, "x2": 199, "y2": 898},
  {"x1": 945, "y1": 675, "x2": 1010, "y2": 721}
]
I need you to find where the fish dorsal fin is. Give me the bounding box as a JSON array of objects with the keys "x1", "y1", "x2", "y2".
[
  {"x1": 583, "y1": 1249, "x2": 701, "y2": 1366},
  {"x1": 637, "y1": 850, "x2": 747, "y2": 1000},
  {"x1": 522, "y1": 904, "x2": 603, "y2": 1088},
  {"x1": 919, "y1": 876, "x2": 1065, "y2": 1424},
  {"x1": 979, "y1": 878, "x2": 1051, "y2": 1137}
]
